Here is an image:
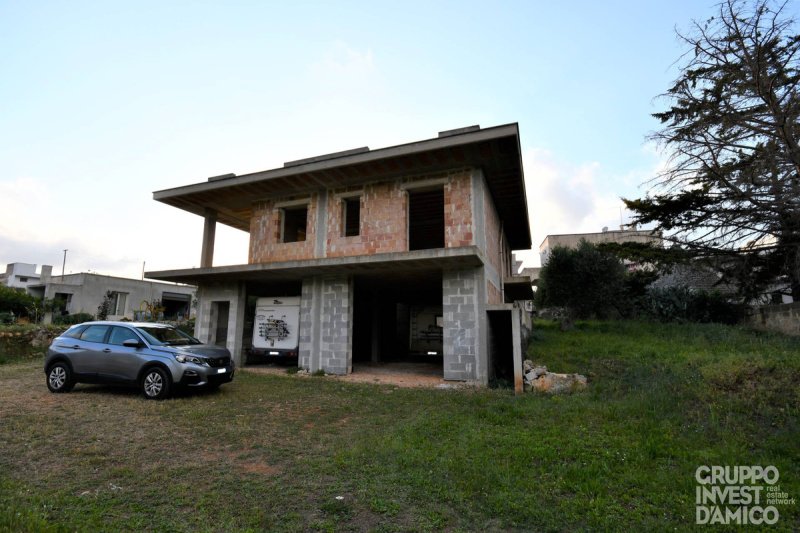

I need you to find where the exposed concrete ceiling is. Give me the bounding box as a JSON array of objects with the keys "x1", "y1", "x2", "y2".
[{"x1": 153, "y1": 123, "x2": 531, "y2": 250}]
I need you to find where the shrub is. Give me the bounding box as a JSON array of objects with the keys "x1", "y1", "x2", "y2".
[
  {"x1": 643, "y1": 287, "x2": 743, "y2": 324},
  {"x1": 535, "y1": 240, "x2": 628, "y2": 320},
  {"x1": 175, "y1": 318, "x2": 196, "y2": 336},
  {"x1": 53, "y1": 312, "x2": 95, "y2": 326},
  {"x1": 0, "y1": 286, "x2": 38, "y2": 320}
]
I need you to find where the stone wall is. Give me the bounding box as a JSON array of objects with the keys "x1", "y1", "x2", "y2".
[{"x1": 746, "y1": 302, "x2": 800, "y2": 336}]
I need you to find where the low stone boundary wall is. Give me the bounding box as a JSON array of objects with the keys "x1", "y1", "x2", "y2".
[{"x1": 746, "y1": 302, "x2": 800, "y2": 336}]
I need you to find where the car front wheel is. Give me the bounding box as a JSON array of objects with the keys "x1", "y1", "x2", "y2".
[
  {"x1": 47, "y1": 362, "x2": 74, "y2": 393},
  {"x1": 141, "y1": 367, "x2": 171, "y2": 400}
]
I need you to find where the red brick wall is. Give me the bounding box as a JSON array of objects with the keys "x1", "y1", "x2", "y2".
[
  {"x1": 325, "y1": 182, "x2": 408, "y2": 257},
  {"x1": 247, "y1": 170, "x2": 475, "y2": 264},
  {"x1": 484, "y1": 184, "x2": 503, "y2": 276},
  {"x1": 483, "y1": 177, "x2": 511, "y2": 304},
  {"x1": 487, "y1": 280, "x2": 503, "y2": 305},
  {"x1": 249, "y1": 195, "x2": 318, "y2": 263},
  {"x1": 444, "y1": 170, "x2": 473, "y2": 248}
]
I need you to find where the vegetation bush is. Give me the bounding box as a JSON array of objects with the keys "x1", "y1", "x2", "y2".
[
  {"x1": 535, "y1": 240, "x2": 628, "y2": 320},
  {"x1": 174, "y1": 318, "x2": 196, "y2": 336},
  {"x1": 642, "y1": 286, "x2": 744, "y2": 324},
  {"x1": 53, "y1": 312, "x2": 94, "y2": 326},
  {"x1": 0, "y1": 285, "x2": 39, "y2": 320}
]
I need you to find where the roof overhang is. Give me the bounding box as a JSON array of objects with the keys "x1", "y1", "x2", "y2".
[
  {"x1": 503, "y1": 276, "x2": 534, "y2": 302},
  {"x1": 153, "y1": 123, "x2": 531, "y2": 250}
]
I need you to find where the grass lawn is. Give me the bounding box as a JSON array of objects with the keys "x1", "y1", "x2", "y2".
[{"x1": 1, "y1": 320, "x2": 798, "y2": 531}]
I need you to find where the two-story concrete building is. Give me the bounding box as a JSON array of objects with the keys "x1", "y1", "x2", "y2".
[{"x1": 146, "y1": 124, "x2": 532, "y2": 385}]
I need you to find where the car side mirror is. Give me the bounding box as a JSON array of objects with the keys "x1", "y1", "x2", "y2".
[{"x1": 123, "y1": 339, "x2": 142, "y2": 348}]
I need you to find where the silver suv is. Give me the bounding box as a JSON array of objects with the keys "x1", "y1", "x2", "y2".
[{"x1": 45, "y1": 321, "x2": 235, "y2": 400}]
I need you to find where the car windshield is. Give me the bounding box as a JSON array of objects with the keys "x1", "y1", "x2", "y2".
[{"x1": 134, "y1": 326, "x2": 201, "y2": 346}]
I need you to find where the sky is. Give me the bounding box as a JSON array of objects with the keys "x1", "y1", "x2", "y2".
[{"x1": 0, "y1": 0, "x2": 735, "y2": 278}]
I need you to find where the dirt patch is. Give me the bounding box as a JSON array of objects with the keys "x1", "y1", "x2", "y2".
[
  {"x1": 238, "y1": 461, "x2": 282, "y2": 476},
  {"x1": 244, "y1": 362, "x2": 469, "y2": 389}
]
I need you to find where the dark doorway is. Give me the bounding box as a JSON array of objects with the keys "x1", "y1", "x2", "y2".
[
  {"x1": 488, "y1": 310, "x2": 514, "y2": 385},
  {"x1": 214, "y1": 301, "x2": 230, "y2": 347},
  {"x1": 408, "y1": 188, "x2": 444, "y2": 250}
]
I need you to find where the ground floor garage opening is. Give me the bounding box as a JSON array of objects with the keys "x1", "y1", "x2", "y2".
[
  {"x1": 242, "y1": 280, "x2": 302, "y2": 366},
  {"x1": 352, "y1": 272, "x2": 443, "y2": 373}
]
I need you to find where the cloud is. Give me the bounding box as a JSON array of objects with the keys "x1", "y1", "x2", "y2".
[
  {"x1": 0, "y1": 176, "x2": 249, "y2": 280},
  {"x1": 517, "y1": 148, "x2": 637, "y2": 268},
  {"x1": 309, "y1": 41, "x2": 375, "y2": 86}
]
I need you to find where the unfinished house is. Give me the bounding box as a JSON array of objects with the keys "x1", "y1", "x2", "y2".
[{"x1": 146, "y1": 124, "x2": 533, "y2": 385}]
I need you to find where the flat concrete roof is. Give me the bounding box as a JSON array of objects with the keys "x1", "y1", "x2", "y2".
[
  {"x1": 153, "y1": 123, "x2": 531, "y2": 250},
  {"x1": 146, "y1": 246, "x2": 485, "y2": 285}
]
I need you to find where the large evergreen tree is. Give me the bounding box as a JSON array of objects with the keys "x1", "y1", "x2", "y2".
[
  {"x1": 535, "y1": 240, "x2": 627, "y2": 321},
  {"x1": 624, "y1": 0, "x2": 800, "y2": 300}
]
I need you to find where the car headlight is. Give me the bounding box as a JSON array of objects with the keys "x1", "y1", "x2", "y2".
[{"x1": 175, "y1": 354, "x2": 206, "y2": 365}]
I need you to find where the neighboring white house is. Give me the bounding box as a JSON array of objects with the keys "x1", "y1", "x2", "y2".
[
  {"x1": 0, "y1": 263, "x2": 47, "y2": 290},
  {"x1": 2, "y1": 263, "x2": 197, "y2": 321},
  {"x1": 539, "y1": 227, "x2": 663, "y2": 267}
]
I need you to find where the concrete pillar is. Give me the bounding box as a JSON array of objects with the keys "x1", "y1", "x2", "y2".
[
  {"x1": 442, "y1": 267, "x2": 487, "y2": 383},
  {"x1": 299, "y1": 278, "x2": 320, "y2": 372},
  {"x1": 511, "y1": 307, "x2": 523, "y2": 395},
  {"x1": 298, "y1": 276, "x2": 353, "y2": 375},
  {"x1": 200, "y1": 208, "x2": 217, "y2": 268}
]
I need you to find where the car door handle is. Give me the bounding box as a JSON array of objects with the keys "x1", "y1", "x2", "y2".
[{"x1": 103, "y1": 349, "x2": 112, "y2": 353}]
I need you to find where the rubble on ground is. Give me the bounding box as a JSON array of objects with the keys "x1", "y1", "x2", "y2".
[{"x1": 523, "y1": 359, "x2": 587, "y2": 394}]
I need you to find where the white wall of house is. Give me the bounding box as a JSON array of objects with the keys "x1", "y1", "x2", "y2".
[
  {"x1": 1, "y1": 263, "x2": 48, "y2": 290},
  {"x1": 40, "y1": 272, "x2": 196, "y2": 320}
]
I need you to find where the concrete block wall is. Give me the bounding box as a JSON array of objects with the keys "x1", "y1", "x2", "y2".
[
  {"x1": 442, "y1": 267, "x2": 487, "y2": 383},
  {"x1": 320, "y1": 277, "x2": 353, "y2": 374},
  {"x1": 298, "y1": 280, "x2": 316, "y2": 371},
  {"x1": 194, "y1": 281, "x2": 247, "y2": 366},
  {"x1": 298, "y1": 276, "x2": 353, "y2": 375},
  {"x1": 747, "y1": 302, "x2": 800, "y2": 336}
]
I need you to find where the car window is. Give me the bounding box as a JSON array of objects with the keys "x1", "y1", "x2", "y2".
[
  {"x1": 80, "y1": 325, "x2": 110, "y2": 343},
  {"x1": 63, "y1": 325, "x2": 88, "y2": 339},
  {"x1": 135, "y1": 326, "x2": 201, "y2": 346},
  {"x1": 108, "y1": 326, "x2": 141, "y2": 346}
]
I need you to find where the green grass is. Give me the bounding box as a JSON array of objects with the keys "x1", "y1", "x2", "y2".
[{"x1": 1, "y1": 320, "x2": 798, "y2": 531}]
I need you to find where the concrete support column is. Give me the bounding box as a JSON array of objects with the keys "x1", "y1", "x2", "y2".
[
  {"x1": 299, "y1": 278, "x2": 320, "y2": 372},
  {"x1": 299, "y1": 276, "x2": 353, "y2": 375},
  {"x1": 200, "y1": 208, "x2": 217, "y2": 268},
  {"x1": 442, "y1": 267, "x2": 487, "y2": 383}
]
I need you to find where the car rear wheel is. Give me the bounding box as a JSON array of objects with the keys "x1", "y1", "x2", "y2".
[
  {"x1": 142, "y1": 367, "x2": 171, "y2": 400},
  {"x1": 47, "y1": 362, "x2": 74, "y2": 393}
]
